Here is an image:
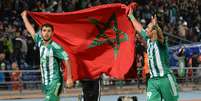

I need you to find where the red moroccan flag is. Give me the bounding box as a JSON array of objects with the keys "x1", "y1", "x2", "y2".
[{"x1": 28, "y1": 3, "x2": 136, "y2": 81}]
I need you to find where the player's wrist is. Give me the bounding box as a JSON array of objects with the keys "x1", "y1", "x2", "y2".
[
  {"x1": 22, "y1": 16, "x2": 28, "y2": 20},
  {"x1": 67, "y1": 76, "x2": 72, "y2": 80},
  {"x1": 128, "y1": 14, "x2": 135, "y2": 21}
]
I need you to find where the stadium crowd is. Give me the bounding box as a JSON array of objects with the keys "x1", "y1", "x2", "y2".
[{"x1": 0, "y1": 0, "x2": 201, "y2": 90}]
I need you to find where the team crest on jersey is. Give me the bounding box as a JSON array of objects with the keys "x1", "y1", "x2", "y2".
[{"x1": 147, "y1": 92, "x2": 152, "y2": 99}]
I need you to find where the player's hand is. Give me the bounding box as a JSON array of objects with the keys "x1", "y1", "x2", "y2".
[
  {"x1": 52, "y1": 1, "x2": 58, "y2": 6},
  {"x1": 127, "y1": 7, "x2": 135, "y2": 21},
  {"x1": 66, "y1": 78, "x2": 74, "y2": 88},
  {"x1": 127, "y1": 7, "x2": 133, "y2": 17},
  {"x1": 21, "y1": 10, "x2": 27, "y2": 19},
  {"x1": 151, "y1": 15, "x2": 157, "y2": 25}
]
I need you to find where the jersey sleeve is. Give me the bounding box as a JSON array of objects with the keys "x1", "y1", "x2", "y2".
[
  {"x1": 34, "y1": 31, "x2": 42, "y2": 47},
  {"x1": 52, "y1": 42, "x2": 69, "y2": 61},
  {"x1": 140, "y1": 29, "x2": 149, "y2": 41},
  {"x1": 156, "y1": 36, "x2": 168, "y2": 47}
]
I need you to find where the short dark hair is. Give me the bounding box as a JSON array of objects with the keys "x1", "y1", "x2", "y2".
[{"x1": 41, "y1": 23, "x2": 54, "y2": 31}]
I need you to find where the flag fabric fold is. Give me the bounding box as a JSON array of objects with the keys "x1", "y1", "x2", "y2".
[{"x1": 28, "y1": 3, "x2": 136, "y2": 81}]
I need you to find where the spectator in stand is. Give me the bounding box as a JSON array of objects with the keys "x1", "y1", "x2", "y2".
[
  {"x1": 198, "y1": 54, "x2": 201, "y2": 67},
  {"x1": 0, "y1": 0, "x2": 200, "y2": 93},
  {"x1": 0, "y1": 51, "x2": 11, "y2": 90},
  {"x1": 11, "y1": 62, "x2": 21, "y2": 90},
  {"x1": 0, "y1": 62, "x2": 6, "y2": 89},
  {"x1": 2, "y1": 34, "x2": 13, "y2": 61},
  {"x1": 195, "y1": 54, "x2": 201, "y2": 82},
  {"x1": 169, "y1": 4, "x2": 177, "y2": 25},
  {"x1": 178, "y1": 21, "x2": 189, "y2": 39},
  {"x1": 187, "y1": 54, "x2": 193, "y2": 81}
]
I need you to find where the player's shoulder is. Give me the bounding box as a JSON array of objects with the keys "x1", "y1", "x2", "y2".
[{"x1": 51, "y1": 41, "x2": 62, "y2": 49}]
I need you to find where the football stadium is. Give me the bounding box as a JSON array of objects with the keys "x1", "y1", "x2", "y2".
[{"x1": 0, "y1": 0, "x2": 201, "y2": 101}]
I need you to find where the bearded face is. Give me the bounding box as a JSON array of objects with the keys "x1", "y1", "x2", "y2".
[{"x1": 41, "y1": 26, "x2": 53, "y2": 41}]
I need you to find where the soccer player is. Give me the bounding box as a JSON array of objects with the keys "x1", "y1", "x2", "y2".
[
  {"x1": 21, "y1": 10, "x2": 73, "y2": 101},
  {"x1": 128, "y1": 8, "x2": 179, "y2": 101}
]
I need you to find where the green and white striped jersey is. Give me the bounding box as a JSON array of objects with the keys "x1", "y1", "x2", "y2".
[
  {"x1": 34, "y1": 33, "x2": 68, "y2": 85},
  {"x1": 140, "y1": 29, "x2": 171, "y2": 78}
]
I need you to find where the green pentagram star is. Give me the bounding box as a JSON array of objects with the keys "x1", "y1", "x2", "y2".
[{"x1": 88, "y1": 13, "x2": 128, "y2": 59}]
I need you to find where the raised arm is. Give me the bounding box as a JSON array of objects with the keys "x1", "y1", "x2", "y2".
[
  {"x1": 21, "y1": 11, "x2": 36, "y2": 39},
  {"x1": 156, "y1": 24, "x2": 164, "y2": 43},
  {"x1": 128, "y1": 8, "x2": 143, "y2": 34},
  {"x1": 128, "y1": 8, "x2": 148, "y2": 41},
  {"x1": 149, "y1": 15, "x2": 164, "y2": 43}
]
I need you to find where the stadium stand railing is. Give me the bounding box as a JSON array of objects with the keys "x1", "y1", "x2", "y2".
[{"x1": 0, "y1": 67, "x2": 201, "y2": 92}]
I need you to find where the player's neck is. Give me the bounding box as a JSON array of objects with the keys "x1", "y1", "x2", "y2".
[
  {"x1": 43, "y1": 40, "x2": 52, "y2": 46},
  {"x1": 150, "y1": 34, "x2": 157, "y2": 42}
]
